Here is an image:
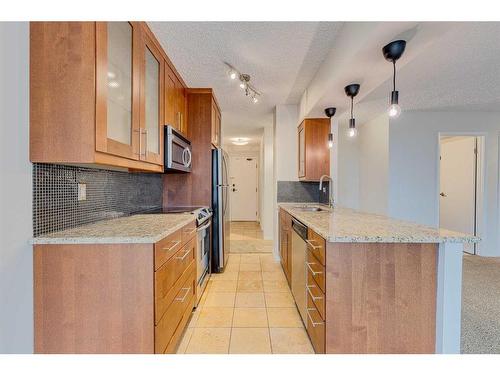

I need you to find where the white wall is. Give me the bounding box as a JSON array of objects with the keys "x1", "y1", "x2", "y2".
[
  {"x1": 334, "y1": 117, "x2": 360, "y2": 209},
  {"x1": 358, "y1": 114, "x2": 389, "y2": 215},
  {"x1": 274, "y1": 105, "x2": 299, "y2": 181},
  {"x1": 0, "y1": 22, "x2": 33, "y2": 353},
  {"x1": 261, "y1": 124, "x2": 275, "y2": 242},
  {"x1": 388, "y1": 111, "x2": 500, "y2": 257}
]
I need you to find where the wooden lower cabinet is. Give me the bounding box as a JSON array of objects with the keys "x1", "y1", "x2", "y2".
[
  {"x1": 279, "y1": 209, "x2": 292, "y2": 285},
  {"x1": 280, "y1": 207, "x2": 439, "y2": 354},
  {"x1": 34, "y1": 220, "x2": 197, "y2": 354}
]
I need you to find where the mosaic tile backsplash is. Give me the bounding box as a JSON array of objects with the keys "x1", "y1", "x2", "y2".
[
  {"x1": 277, "y1": 181, "x2": 330, "y2": 205},
  {"x1": 33, "y1": 163, "x2": 163, "y2": 237}
]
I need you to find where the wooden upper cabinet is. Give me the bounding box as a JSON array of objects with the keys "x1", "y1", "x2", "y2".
[
  {"x1": 211, "y1": 98, "x2": 221, "y2": 147},
  {"x1": 140, "y1": 28, "x2": 164, "y2": 166},
  {"x1": 95, "y1": 22, "x2": 141, "y2": 162},
  {"x1": 164, "y1": 62, "x2": 187, "y2": 136},
  {"x1": 297, "y1": 118, "x2": 331, "y2": 181},
  {"x1": 30, "y1": 22, "x2": 185, "y2": 172}
]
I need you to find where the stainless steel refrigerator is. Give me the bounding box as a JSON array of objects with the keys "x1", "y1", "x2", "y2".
[{"x1": 212, "y1": 148, "x2": 230, "y2": 273}]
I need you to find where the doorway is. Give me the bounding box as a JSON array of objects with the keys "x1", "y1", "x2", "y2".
[
  {"x1": 229, "y1": 156, "x2": 258, "y2": 221},
  {"x1": 438, "y1": 135, "x2": 484, "y2": 254}
]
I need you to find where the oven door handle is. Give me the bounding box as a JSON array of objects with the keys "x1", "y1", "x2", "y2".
[{"x1": 197, "y1": 222, "x2": 211, "y2": 232}]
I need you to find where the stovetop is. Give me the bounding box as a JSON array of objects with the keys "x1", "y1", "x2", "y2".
[{"x1": 136, "y1": 206, "x2": 212, "y2": 226}]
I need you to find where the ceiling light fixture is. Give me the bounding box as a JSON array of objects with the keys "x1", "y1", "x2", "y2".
[
  {"x1": 324, "y1": 107, "x2": 336, "y2": 148},
  {"x1": 382, "y1": 40, "x2": 406, "y2": 119},
  {"x1": 231, "y1": 137, "x2": 250, "y2": 146},
  {"x1": 344, "y1": 84, "x2": 360, "y2": 138},
  {"x1": 224, "y1": 62, "x2": 261, "y2": 104}
]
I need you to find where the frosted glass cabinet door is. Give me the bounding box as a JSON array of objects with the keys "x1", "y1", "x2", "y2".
[
  {"x1": 145, "y1": 46, "x2": 160, "y2": 155},
  {"x1": 107, "y1": 22, "x2": 133, "y2": 146}
]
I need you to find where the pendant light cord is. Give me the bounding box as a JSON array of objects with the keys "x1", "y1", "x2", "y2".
[
  {"x1": 350, "y1": 97, "x2": 353, "y2": 119},
  {"x1": 393, "y1": 60, "x2": 396, "y2": 92}
]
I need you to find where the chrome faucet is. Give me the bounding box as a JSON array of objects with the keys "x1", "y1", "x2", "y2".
[{"x1": 319, "y1": 175, "x2": 334, "y2": 209}]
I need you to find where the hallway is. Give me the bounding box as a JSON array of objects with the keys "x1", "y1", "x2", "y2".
[
  {"x1": 229, "y1": 221, "x2": 273, "y2": 253},
  {"x1": 176, "y1": 253, "x2": 313, "y2": 354}
]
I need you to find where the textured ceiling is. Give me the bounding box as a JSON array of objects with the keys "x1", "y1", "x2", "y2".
[{"x1": 148, "y1": 21, "x2": 343, "y2": 143}]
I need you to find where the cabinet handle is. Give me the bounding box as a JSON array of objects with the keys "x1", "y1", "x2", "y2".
[
  {"x1": 175, "y1": 249, "x2": 191, "y2": 261},
  {"x1": 306, "y1": 284, "x2": 323, "y2": 301},
  {"x1": 306, "y1": 262, "x2": 323, "y2": 275},
  {"x1": 133, "y1": 129, "x2": 142, "y2": 157},
  {"x1": 175, "y1": 287, "x2": 191, "y2": 303},
  {"x1": 306, "y1": 239, "x2": 321, "y2": 250},
  {"x1": 162, "y1": 240, "x2": 181, "y2": 253},
  {"x1": 307, "y1": 308, "x2": 324, "y2": 327},
  {"x1": 142, "y1": 129, "x2": 147, "y2": 157},
  {"x1": 184, "y1": 227, "x2": 196, "y2": 235}
]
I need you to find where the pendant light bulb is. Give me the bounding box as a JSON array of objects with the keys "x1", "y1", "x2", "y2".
[
  {"x1": 388, "y1": 103, "x2": 401, "y2": 118},
  {"x1": 347, "y1": 127, "x2": 358, "y2": 138},
  {"x1": 229, "y1": 70, "x2": 237, "y2": 80},
  {"x1": 328, "y1": 133, "x2": 333, "y2": 148}
]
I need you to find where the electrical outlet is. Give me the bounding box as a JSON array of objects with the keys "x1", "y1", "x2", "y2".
[{"x1": 78, "y1": 183, "x2": 87, "y2": 201}]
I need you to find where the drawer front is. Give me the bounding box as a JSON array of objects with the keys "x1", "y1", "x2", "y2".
[
  {"x1": 164, "y1": 294, "x2": 195, "y2": 354},
  {"x1": 306, "y1": 228, "x2": 326, "y2": 266},
  {"x1": 306, "y1": 274, "x2": 325, "y2": 320},
  {"x1": 155, "y1": 238, "x2": 196, "y2": 323},
  {"x1": 306, "y1": 292, "x2": 325, "y2": 354},
  {"x1": 155, "y1": 265, "x2": 196, "y2": 354},
  {"x1": 154, "y1": 230, "x2": 182, "y2": 271},
  {"x1": 181, "y1": 220, "x2": 197, "y2": 245},
  {"x1": 306, "y1": 249, "x2": 325, "y2": 293}
]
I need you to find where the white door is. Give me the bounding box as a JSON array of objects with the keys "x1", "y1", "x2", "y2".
[
  {"x1": 439, "y1": 136, "x2": 477, "y2": 254},
  {"x1": 229, "y1": 156, "x2": 258, "y2": 221}
]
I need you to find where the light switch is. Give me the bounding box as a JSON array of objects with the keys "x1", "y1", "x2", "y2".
[{"x1": 78, "y1": 183, "x2": 87, "y2": 201}]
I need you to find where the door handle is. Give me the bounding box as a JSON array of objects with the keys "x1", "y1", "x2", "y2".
[
  {"x1": 440, "y1": 192, "x2": 447, "y2": 197},
  {"x1": 232, "y1": 188, "x2": 237, "y2": 192}
]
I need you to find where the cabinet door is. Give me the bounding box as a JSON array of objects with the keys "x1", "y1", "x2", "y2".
[
  {"x1": 298, "y1": 123, "x2": 305, "y2": 178},
  {"x1": 164, "y1": 64, "x2": 177, "y2": 131},
  {"x1": 96, "y1": 22, "x2": 140, "y2": 160},
  {"x1": 211, "y1": 99, "x2": 221, "y2": 147},
  {"x1": 177, "y1": 83, "x2": 187, "y2": 136},
  {"x1": 140, "y1": 31, "x2": 164, "y2": 165}
]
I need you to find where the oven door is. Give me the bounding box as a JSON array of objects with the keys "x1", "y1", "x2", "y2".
[
  {"x1": 196, "y1": 220, "x2": 211, "y2": 305},
  {"x1": 165, "y1": 127, "x2": 192, "y2": 172}
]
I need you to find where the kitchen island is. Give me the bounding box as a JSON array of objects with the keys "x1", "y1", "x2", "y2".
[{"x1": 278, "y1": 203, "x2": 479, "y2": 354}]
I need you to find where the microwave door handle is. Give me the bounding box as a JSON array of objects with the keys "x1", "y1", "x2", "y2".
[
  {"x1": 185, "y1": 148, "x2": 192, "y2": 168},
  {"x1": 181, "y1": 148, "x2": 187, "y2": 166}
]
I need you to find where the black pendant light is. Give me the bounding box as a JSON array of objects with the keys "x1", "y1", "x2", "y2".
[
  {"x1": 344, "y1": 84, "x2": 360, "y2": 138},
  {"x1": 324, "y1": 107, "x2": 336, "y2": 148},
  {"x1": 382, "y1": 40, "x2": 406, "y2": 118}
]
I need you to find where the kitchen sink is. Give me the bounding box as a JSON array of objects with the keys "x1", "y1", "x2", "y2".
[{"x1": 293, "y1": 206, "x2": 328, "y2": 212}]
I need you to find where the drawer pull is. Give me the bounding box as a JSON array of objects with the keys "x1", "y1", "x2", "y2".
[
  {"x1": 307, "y1": 308, "x2": 324, "y2": 327},
  {"x1": 306, "y1": 284, "x2": 323, "y2": 301},
  {"x1": 184, "y1": 227, "x2": 197, "y2": 235},
  {"x1": 306, "y1": 239, "x2": 321, "y2": 250},
  {"x1": 162, "y1": 240, "x2": 181, "y2": 252},
  {"x1": 306, "y1": 262, "x2": 323, "y2": 275},
  {"x1": 175, "y1": 287, "x2": 191, "y2": 303},
  {"x1": 175, "y1": 249, "x2": 191, "y2": 261}
]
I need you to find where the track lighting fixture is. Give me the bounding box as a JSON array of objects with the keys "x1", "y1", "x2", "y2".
[
  {"x1": 382, "y1": 40, "x2": 406, "y2": 118},
  {"x1": 324, "y1": 107, "x2": 336, "y2": 148},
  {"x1": 344, "y1": 84, "x2": 360, "y2": 138},
  {"x1": 225, "y1": 62, "x2": 261, "y2": 104}
]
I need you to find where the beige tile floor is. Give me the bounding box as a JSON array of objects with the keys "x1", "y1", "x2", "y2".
[
  {"x1": 176, "y1": 253, "x2": 314, "y2": 354},
  {"x1": 229, "y1": 221, "x2": 274, "y2": 253}
]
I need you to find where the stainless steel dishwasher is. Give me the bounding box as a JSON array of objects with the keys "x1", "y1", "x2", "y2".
[{"x1": 291, "y1": 218, "x2": 308, "y2": 324}]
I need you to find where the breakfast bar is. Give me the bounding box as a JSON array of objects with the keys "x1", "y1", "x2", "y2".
[{"x1": 278, "y1": 203, "x2": 479, "y2": 354}]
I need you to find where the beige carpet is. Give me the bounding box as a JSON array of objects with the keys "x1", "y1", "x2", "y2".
[
  {"x1": 229, "y1": 221, "x2": 273, "y2": 253},
  {"x1": 461, "y1": 254, "x2": 500, "y2": 353}
]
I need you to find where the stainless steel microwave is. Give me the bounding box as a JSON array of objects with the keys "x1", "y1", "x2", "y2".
[{"x1": 164, "y1": 125, "x2": 192, "y2": 173}]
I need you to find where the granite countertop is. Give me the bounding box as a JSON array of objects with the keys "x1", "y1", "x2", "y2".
[
  {"x1": 31, "y1": 213, "x2": 196, "y2": 245},
  {"x1": 279, "y1": 203, "x2": 480, "y2": 244}
]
